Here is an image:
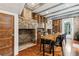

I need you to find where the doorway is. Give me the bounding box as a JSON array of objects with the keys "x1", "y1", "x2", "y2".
[{"x1": 0, "y1": 13, "x2": 14, "y2": 56}]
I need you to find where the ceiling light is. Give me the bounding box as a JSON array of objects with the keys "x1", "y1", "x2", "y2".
[{"x1": 46, "y1": 11, "x2": 49, "y2": 14}]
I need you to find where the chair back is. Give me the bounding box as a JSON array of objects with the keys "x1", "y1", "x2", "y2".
[
  {"x1": 55, "y1": 34, "x2": 65, "y2": 46},
  {"x1": 61, "y1": 33, "x2": 66, "y2": 43},
  {"x1": 62, "y1": 33, "x2": 66, "y2": 38},
  {"x1": 54, "y1": 32, "x2": 60, "y2": 40}
]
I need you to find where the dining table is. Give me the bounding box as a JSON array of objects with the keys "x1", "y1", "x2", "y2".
[{"x1": 41, "y1": 33, "x2": 60, "y2": 56}]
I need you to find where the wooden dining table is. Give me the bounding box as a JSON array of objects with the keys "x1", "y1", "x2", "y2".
[{"x1": 41, "y1": 33, "x2": 60, "y2": 56}]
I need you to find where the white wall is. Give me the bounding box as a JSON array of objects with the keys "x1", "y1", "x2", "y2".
[
  {"x1": 72, "y1": 17, "x2": 79, "y2": 55},
  {"x1": 74, "y1": 17, "x2": 79, "y2": 37},
  {"x1": 0, "y1": 10, "x2": 19, "y2": 56}
]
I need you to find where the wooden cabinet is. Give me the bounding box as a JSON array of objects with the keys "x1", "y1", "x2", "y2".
[{"x1": 52, "y1": 19, "x2": 62, "y2": 33}]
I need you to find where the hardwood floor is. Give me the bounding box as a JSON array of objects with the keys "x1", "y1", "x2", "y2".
[
  {"x1": 73, "y1": 40, "x2": 79, "y2": 56},
  {"x1": 18, "y1": 44, "x2": 62, "y2": 56}
]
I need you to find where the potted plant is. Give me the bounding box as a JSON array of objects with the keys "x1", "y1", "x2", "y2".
[{"x1": 75, "y1": 32, "x2": 79, "y2": 41}]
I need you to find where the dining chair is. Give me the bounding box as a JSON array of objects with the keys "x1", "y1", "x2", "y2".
[
  {"x1": 40, "y1": 38, "x2": 52, "y2": 56},
  {"x1": 51, "y1": 34, "x2": 65, "y2": 56}
]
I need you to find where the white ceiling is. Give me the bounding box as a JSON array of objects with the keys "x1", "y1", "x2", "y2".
[
  {"x1": 0, "y1": 3, "x2": 25, "y2": 14},
  {"x1": 25, "y1": 3, "x2": 44, "y2": 11},
  {"x1": 1, "y1": 3, "x2": 79, "y2": 20},
  {"x1": 33, "y1": 3, "x2": 59, "y2": 13},
  {"x1": 27, "y1": 3, "x2": 79, "y2": 20}
]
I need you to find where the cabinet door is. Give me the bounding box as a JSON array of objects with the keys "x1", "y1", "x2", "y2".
[{"x1": 0, "y1": 13, "x2": 14, "y2": 56}]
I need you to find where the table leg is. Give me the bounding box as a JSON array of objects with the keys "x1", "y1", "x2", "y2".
[
  {"x1": 52, "y1": 42, "x2": 54, "y2": 56},
  {"x1": 50, "y1": 42, "x2": 52, "y2": 53},
  {"x1": 52, "y1": 45, "x2": 54, "y2": 56},
  {"x1": 40, "y1": 39, "x2": 41, "y2": 52}
]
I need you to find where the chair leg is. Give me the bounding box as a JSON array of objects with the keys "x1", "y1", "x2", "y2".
[
  {"x1": 61, "y1": 44, "x2": 64, "y2": 56},
  {"x1": 49, "y1": 45, "x2": 51, "y2": 53},
  {"x1": 49, "y1": 43, "x2": 52, "y2": 53}
]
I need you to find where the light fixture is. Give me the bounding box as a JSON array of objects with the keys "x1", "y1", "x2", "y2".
[{"x1": 46, "y1": 11, "x2": 49, "y2": 14}]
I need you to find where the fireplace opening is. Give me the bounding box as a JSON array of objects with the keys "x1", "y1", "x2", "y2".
[{"x1": 19, "y1": 29, "x2": 36, "y2": 51}]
